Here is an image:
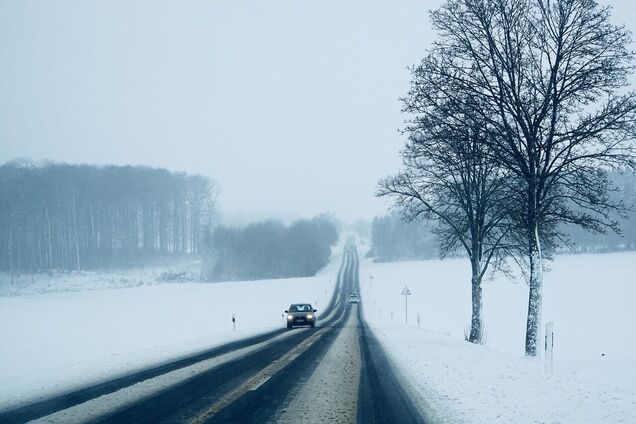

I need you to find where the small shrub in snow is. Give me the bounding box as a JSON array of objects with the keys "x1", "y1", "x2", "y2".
[{"x1": 156, "y1": 271, "x2": 194, "y2": 283}]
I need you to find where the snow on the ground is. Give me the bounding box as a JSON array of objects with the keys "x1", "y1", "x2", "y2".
[
  {"x1": 360, "y1": 251, "x2": 636, "y2": 423},
  {"x1": 0, "y1": 249, "x2": 341, "y2": 411},
  {"x1": 0, "y1": 260, "x2": 201, "y2": 297}
]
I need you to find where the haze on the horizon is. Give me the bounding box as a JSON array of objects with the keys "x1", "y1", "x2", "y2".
[{"x1": 1, "y1": 0, "x2": 633, "y2": 222}]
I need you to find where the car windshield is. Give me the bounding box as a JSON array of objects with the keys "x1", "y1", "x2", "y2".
[{"x1": 289, "y1": 304, "x2": 313, "y2": 312}]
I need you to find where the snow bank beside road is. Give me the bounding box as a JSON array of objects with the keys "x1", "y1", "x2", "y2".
[
  {"x1": 0, "y1": 254, "x2": 340, "y2": 411},
  {"x1": 361, "y1": 251, "x2": 636, "y2": 422},
  {"x1": 369, "y1": 326, "x2": 635, "y2": 423}
]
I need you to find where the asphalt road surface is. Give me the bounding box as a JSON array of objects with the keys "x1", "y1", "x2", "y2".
[{"x1": 1, "y1": 243, "x2": 425, "y2": 424}]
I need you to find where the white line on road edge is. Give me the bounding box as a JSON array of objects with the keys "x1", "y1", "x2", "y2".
[
  {"x1": 249, "y1": 376, "x2": 271, "y2": 391},
  {"x1": 287, "y1": 353, "x2": 299, "y2": 362},
  {"x1": 188, "y1": 327, "x2": 329, "y2": 424}
]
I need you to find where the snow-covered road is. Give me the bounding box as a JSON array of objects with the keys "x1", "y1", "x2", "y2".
[{"x1": 275, "y1": 307, "x2": 361, "y2": 423}]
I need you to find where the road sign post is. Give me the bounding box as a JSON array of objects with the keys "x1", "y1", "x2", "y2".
[{"x1": 401, "y1": 285, "x2": 412, "y2": 326}]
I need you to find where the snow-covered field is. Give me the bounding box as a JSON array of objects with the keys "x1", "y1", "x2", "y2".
[
  {"x1": 361, "y1": 251, "x2": 636, "y2": 423},
  {"x1": 3, "y1": 245, "x2": 634, "y2": 422},
  {"x1": 0, "y1": 260, "x2": 201, "y2": 297},
  {"x1": 0, "y1": 250, "x2": 341, "y2": 411}
]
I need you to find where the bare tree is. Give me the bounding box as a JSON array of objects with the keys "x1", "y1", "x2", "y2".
[
  {"x1": 416, "y1": 0, "x2": 636, "y2": 355},
  {"x1": 378, "y1": 102, "x2": 513, "y2": 344}
]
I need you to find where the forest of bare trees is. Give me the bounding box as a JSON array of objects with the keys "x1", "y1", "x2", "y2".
[
  {"x1": 201, "y1": 215, "x2": 339, "y2": 282},
  {"x1": 367, "y1": 213, "x2": 436, "y2": 262},
  {"x1": 371, "y1": 171, "x2": 636, "y2": 263},
  {"x1": 0, "y1": 160, "x2": 217, "y2": 278}
]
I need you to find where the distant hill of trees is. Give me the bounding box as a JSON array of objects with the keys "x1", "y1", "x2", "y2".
[
  {"x1": 368, "y1": 213, "x2": 436, "y2": 262},
  {"x1": 560, "y1": 171, "x2": 636, "y2": 253},
  {"x1": 369, "y1": 172, "x2": 636, "y2": 263},
  {"x1": 201, "y1": 215, "x2": 339, "y2": 281},
  {"x1": 0, "y1": 160, "x2": 217, "y2": 276}
]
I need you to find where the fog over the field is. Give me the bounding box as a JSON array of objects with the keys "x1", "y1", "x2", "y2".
[{"x1": 0, "y1": 0, "x2": 632, "y2": 221}]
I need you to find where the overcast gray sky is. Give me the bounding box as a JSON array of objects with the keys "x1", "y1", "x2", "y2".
[{"x1": 0, "y1": 0, "x2": 633, "y2": 222}]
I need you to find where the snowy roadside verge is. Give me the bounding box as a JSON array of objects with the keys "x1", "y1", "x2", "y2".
[
  {"x1": 0, "y1": 245, "x2": 343, "y2": 411},
  {"x1": 360, "y1": 252, "x2": 636, "y2": 423},
  {"x1": 363, "y1": 324, "x2": 636, "y2": 423}
]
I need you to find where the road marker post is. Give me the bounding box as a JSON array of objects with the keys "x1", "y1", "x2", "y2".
[
  {"x1": 232, "y1": 314, "x2": 236, "y2": 332},
  {"x1": 401, "y1": 285, "x2": 412, "y2": 326},
  {"x1": 370, "y1": 274, "x2": 375, "y2": 305},
  {"x1": 545, "y1": 321, "x2": 554, "y2": 375}
]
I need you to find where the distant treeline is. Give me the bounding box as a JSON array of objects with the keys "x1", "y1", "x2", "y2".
[
  {"x1": 369, "y1": 173, "x2": 636, "y2": 262},
  {"x1": 0, "y1": 160, "x2": 217, "y2": 274},
  {"x1": 201, "y1": 215, "x2": 339, "y2": 281},
  {"x1": 367, "y1": 213, "x2": 436, "y2": 262},
  {"x1": 561, "y1": 172, "x2": 636, "y2": 253}
]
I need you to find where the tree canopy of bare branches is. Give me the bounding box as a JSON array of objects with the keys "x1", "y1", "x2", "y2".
[
  {"x1": 379, "y1": 95, "x2": 513, "y2": 343},
  {"x1": 405, "y1": 0, "x2": 636, "y2": 355}
]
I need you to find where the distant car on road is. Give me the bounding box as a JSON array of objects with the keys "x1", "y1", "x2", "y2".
[
  {"x1": 348, "y1": 293, "x2": 360, "y2": 304},
  {"x1": 285, "y1": 304, "x2": 317, "y2": 328}
]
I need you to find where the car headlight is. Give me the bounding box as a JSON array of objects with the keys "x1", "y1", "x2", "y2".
[
  {"x1": 306, "y1": 314, "x2": 313, "y2": 319},
  {"x1": 287, "y1": 314, "x2": 293, "y2": 320}
]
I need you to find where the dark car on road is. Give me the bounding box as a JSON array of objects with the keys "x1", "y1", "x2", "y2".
[{"x1": 285, "y1": 303, "x2": 317, "y2": 328}]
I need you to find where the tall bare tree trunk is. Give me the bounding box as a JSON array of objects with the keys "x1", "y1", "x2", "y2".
[
  {"x1": 525, "y1": 223, "x2": 543, "y2": 356},
  {"x1": 72, "y1": 194, "x2": 80, "y2": 272},
  {"x1": 469, "y1": 255, "x2": 483, "y2": 344},
  {"x1": 89, "y1": 200, "x2": 96, "y2": 268},
  {"x1": 9, "y1": 214, "x2": 14, "y2": 286},
  {"x1": 44, "y1": 202, "x2": 53, "y2": 271}
]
